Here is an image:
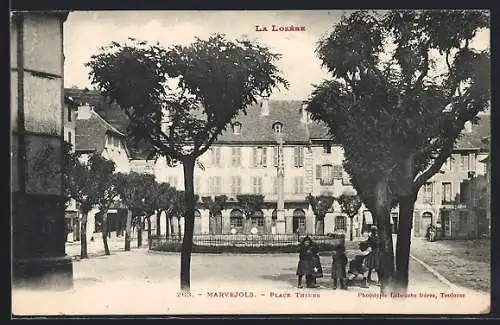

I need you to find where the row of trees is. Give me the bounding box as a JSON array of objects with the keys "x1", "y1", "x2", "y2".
[
  {"x1": 64, "y1": 144, "x2": 187, "y2": 258},
  {"x1": 83, "y1": 10, "x2": 489, "y2": 293}
]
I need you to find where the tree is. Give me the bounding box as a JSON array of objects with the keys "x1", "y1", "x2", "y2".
[
  {"x1": 86, "y1": 34, "x2": 288, "y2": 291},
  {"x1": 151, "y1": 182, "x2": 175, "y2": 237},
  {"x1": 306, "y1": 9, "x2": 490, "y2": 292},
  {"x1": 306, "y1": 193, "x2": 335, "y2": 235},
  {"x1": 115, "y1": 172, "x2": 156, "y2": 250},
  {"x1": 87, "y1": 154, "x2": 119, "y2": 256},
  {"x1": 337, "y1": 192, "x2": 362, "y2": 241},
  {"x1": 67, "y1": 155, "x2": 95, "y2": 259},
  {"x1": 202, "y1": 195, "x2": 228, "y2": 235},
  {"x1": 236, "y1": 194, "x2": 265, "y2": 232}
]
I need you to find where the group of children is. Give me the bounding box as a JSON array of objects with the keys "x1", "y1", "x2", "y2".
[{"x1": 296, "y1": 226, "x2": 380, "y2": 290}]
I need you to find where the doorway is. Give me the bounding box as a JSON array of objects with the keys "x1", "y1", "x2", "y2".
[
  {"x1": 422, "y1": 212, "x2": 433, "y2": 236},
  {"x1": 293, "y1": 209, "x2": 306, "y2": 235}
]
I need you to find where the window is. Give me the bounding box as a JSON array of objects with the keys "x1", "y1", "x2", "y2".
[
  {"x1": 459, "y1": 181, "x2": 470, "y2": 203},
  {"x1": 230, "y1": 209, "x2": 244, "y2": 228},
  {"x1": 460, "y1": 153, "x2": 469, "y2": 171},
  {"x1": 294, "y1": 176, "x2": 304, "y2": 194},
  {"x1": 67, "y1": 105, "x2": 72, "y2": 122},
  {"x1": 232, "y1": 122, "x2": 241, "y2": 135},
  {"x1": 273, "y1": 122, "x2": 283, "y2": 133},
  {"x1": 67, "y1": 131, "x2": 72, "y2": 144},
  {"x1": 252, "y1": 147, "x2": 267, "y2": 167},
  {"x1": 231, "y1": 176, "x2": 241, "y2": 195},
  {"x1": 272, "y1": 177, "x2": 278, "y2": 195},
  {"x1": 210, "y1": 147, "x2": 221, "y2": 167},
  {"x1": 231, "y1": 147, "x2": 241, "y2": 167},
  {"x1": 333, "y1": 165, "x2": 343, "y2": 179},
  {"x1": 209, "y1": 176, "x2": 221, "y2": 194},
  {"x1": 323, "y1": 143, "x2": 332, "y2": 154},
  {"x1": 442, "y1": 182, "x2": 452, "y2": 203},
  {"x1": 252, "y1": 210, "x2": 265, "y2": 227},
  {"x1": 335, "y1": 215, "x2": 347, "y2": 231},
  {"x1": 443, "y1": 157, "x2": 452, "y2": 171},
  {"x1": 294, "y1": 146, "x2": 304, "y2": 167},
  {"x1": 252, "y1": 177, "x2": 263, "y2": 194},
  {"x1": 317, "y1": 164, "x2": 334, "y2": 185},
  {"x1": 273, "y1": 146, "x2": 279, "y2": 167},
  {"x1": 230, "y1": 217, "x2": 243, "y2": 228},
  {"x1": 423, "y1": 182, "x2": 434, "y2": 203}
]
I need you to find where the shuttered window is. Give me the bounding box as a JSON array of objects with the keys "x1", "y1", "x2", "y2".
[
  {"x1": 318, "y1": 164, "x2": 334, "y2": 185},
  {"x1": 231, "y1": 147, "x2": 241, "y2": 167},
  {"x1": 253, "y1": 147, "x2": 267, "y2": 167},
  {"x1": 333, "y1": 165, "x2": 343, "y2": 179},
  {"x1": 294, "y1": 146, "x2": 304, "y2": 167}
]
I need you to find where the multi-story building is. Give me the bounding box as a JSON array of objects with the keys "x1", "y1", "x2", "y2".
[
  {"x1": 74, "y1": 104, "x2": 131, "y2": 240},
  {"x1": 412, "y1": 114, "x2": 490, "y2": 238},
  {"x1": 11, "y1": 11, "x2": 73, "y2": 288},
  {"x1": 68, "y1": 87, "x2": 490, "y2": 239},
  {"x1": 64, "y1": 95, "x2": 79, "y2": 241}
]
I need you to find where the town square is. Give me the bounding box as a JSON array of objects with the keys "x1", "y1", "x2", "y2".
[{"x1": 10, "y1": 9, "x2": 491, "y2": 316}]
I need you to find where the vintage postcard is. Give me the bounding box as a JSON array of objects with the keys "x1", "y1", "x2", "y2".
[{"x1": 11, "y1": 9, "x2": 491, "y2": 316}]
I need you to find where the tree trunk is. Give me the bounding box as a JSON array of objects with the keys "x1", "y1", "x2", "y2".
[
  {"x1": 165, "y1": 216, "x2": 170, "y2": 239},
  {"x1": 101, "y1": 210, "x2": 110, "y2": 255},
  {"x1": 178, "y1": 217, "x2": 182, "y2": 241},
  {"x1": 373, "y1": 179, "x2": 395, "y2": 294},
  {"x1": 180, "y1": 158, "x2": 196, "y2": 291},
  {"x1": 146, "y1": 216, "x2": 152, "y2": 249},
  {"x1": 395, "y1": 194, "x2": 416, "y2": 292},
  {"x1": 349, "y1": 216, "x2": 354, "y2": 241},
  {"x1": 137, "y1": 216, "x2": 143, "y2": 248},
  {"x1": 315, "y1": 217, "x2": 324, "y2": 235},
  {"x1": 80, "y1": 210, "x2": 88, "y2": 259},
  {"x1": 156, "y1": 210, "x2": 161, "y2": 236},
  {"x1": 125, "y1": 209, "x2": 132, "y2": 251}
]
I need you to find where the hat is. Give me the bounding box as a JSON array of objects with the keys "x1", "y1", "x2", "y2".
[{"x1": 370, "y1": 225, "x2": 378, "y2": 231}]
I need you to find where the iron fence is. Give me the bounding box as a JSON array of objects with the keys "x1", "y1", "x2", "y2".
[{"x1": 149, "y1": 233, "x2": 345, "y2": 249}]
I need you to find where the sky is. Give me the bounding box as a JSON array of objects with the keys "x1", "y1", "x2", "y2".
[{"x1": 63, "y1": 10, "x2": 490, "y2": 100}]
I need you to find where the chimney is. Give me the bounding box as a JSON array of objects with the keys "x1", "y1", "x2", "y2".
[
  {"x1": 77, "y1": 103, "x2": 93, "y2": 120},
  {"x1": 300, "y1": 104, "x2": 309, "y2": 123},
  {"x1": 464, "y1": 121, "x2": 472, "y2": 133},
  {"x1": 260, "y1": 97, "x2": 269, "y2": 116}
]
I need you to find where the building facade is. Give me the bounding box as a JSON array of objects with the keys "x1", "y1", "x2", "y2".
[
  {"x1": 73, "y1": 105, "x2": 132, "y2": 240},
  {"x1": 11, "y1": 11, "x2": 73, "y2": 288},
  {"x1": 412, "y1": 115, "x2": 491, "y2": 238}
]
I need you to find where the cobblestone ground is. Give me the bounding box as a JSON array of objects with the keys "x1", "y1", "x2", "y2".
[
  {"x1": 12, "y1": 235, "x2": 489, "y2": 315},
  {"x1": 410, "y1": 237, "x2": 491, "y2": 293}
]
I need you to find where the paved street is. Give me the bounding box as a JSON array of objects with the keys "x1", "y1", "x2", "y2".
[
  {"x1": 410, "y1": 237, "x2": 490, "y2": 293},
  {"x1": 12, "y1": 234, "x2": 490, "y2": 315}
]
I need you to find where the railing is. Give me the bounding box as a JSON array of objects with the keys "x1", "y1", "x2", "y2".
[{"x1": 149, "y1": 233, "x2": 345, "y2": 249}]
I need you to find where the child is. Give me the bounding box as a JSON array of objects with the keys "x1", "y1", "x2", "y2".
[
  {"x1": 331, "y1": 244, "x2": 348, "y2": 290},
  {"x1": 296, "y1": 236, "x2": 316, "y2": 288},
  {"x1": 346, "y1": 241, "x2": 371, "y2": 288}
]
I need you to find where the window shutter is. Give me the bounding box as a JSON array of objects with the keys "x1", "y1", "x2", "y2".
[
  {"x1": 252, "y1": 147, "x2": 257, "y2": 167},
  {"x1": 273, "y1": 147, "x2": 278, "y2": 166},
  {"x1": 299, "y1": 147, "x2": 304, "y2": 167},
  {"x1": 293, "y1": 147, "x2": 298, "y2": 167},
  {"x1": 262, "y1": 147, "x2": 267, "y2": 166},
  {"x1": 216, "y1": 147, "x2": 221, "y2": 166},
  {"x1": 329, "y1": 166, "x2": 335, "y2": 181},
  {"x1": 316, "y1": 165, "x2": 322, "y2": 179}
]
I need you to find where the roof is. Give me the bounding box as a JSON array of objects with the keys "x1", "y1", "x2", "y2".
[
  {"x1": 454, "y1": 114, "x2": 491, "y2": 151},
  {"x1": 75, "y1": 109, "x2": 129, "y2": 155},
  {"x1": 214, "y1": 100, "x2": 313, "y2": 144}
]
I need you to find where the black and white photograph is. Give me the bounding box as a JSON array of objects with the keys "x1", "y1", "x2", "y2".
[{"x1": 11, "y1": 9, "x2": 491, "y2": 315}]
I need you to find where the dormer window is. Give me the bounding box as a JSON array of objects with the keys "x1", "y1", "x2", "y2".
[
  {"x1": 273, "y1": 122, "x2": 283, "y2": 133},
  {"x1": 232, "y1": 122, "x2": 241, "y2": 135}
]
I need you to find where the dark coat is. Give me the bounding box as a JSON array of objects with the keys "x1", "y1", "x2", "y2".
[
  {"x1": 365, "y1": 234, "x2": 382, "y2": 270},
  {"x1": 331, "y1": 252, "x2": 348, "y2": 279},
  {"x1": 296, "y1": 242, "x2": 323, "y2": 277}
]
